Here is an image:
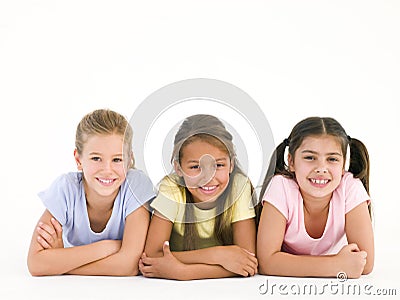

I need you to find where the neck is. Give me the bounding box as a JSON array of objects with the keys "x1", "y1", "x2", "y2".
[
  {"x1": 301, "y1": 193, "x2": 331, "y2": 215},
  {"x1": 83, "y1": 181, "x2": 117, "y2": 212}
]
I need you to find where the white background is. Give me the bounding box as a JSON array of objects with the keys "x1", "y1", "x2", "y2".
[{"x1": 0, "y1": 1, "x2": 399, "y2": 299}]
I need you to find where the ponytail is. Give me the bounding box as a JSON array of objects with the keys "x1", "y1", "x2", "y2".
[
  {"x1": 348, "y1": 137, "x2": 372, "y2": 217},
  {"x1": 259, "y1": 140, "x2": 293, "y2": 203},
  {"x1": 348, "y1": 137, "x2": 370, "y2": 193}
]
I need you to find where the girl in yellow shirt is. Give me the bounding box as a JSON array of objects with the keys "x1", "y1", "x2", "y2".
[{"x1": 139, "y1": 114, "x2": 259, "y2": 280}]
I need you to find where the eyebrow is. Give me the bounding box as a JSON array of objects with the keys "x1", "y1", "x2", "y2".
[
  {"x1": 89, "y1": 152, "x2": 123, "y2": 156},
  {"x1": 186, "y1": 157, "x2": 228, "y2": 163},
  {"x1": 301, "y1": 150, "x2": 342, "y2": 156}
]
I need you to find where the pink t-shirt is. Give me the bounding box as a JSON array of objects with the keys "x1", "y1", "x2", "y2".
[{"x1": 262, "y1": 172, "x2": 370, "y2": 255}]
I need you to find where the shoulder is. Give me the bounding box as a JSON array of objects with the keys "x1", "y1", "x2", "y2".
[
  {"x1": 45, "y1": 172, "x2": 83, "y2": 193},
  {"x1": 121, "y1": 169, "x2": 156, "y2": 198},
  {"x1": 125, "y1": 168, "x2": 152, "y2": 184},
  {"x1": 262, "y1": 175, "x2": 298, "y2": 219},
  {"x1": 155, "y1": 174, "x2": 186, "y2": 203},
  {"x1": 337, "y1": 171, "x2": 365, "y2": 192},
  {"x1": 158, "y1": 174, "x2": 183, "y2": 191},
  {"x1": 336, "y1": 172, "x2": 370, "y2": 212},
  {"x1": 231, "y1": 172, "x2": 251, "y2": 188},
  {"x1": 267, "y1": 174, "x2": 298, "y2": 193}
]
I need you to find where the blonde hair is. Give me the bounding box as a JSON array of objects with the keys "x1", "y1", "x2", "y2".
[{"x1": 75, "y1": 109, "x2": 134, "y2": 168}]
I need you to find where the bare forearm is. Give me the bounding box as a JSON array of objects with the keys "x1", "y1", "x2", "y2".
[
  {"x1": 28, "y1": 241, "x2": 116, "y2": 276},
  {"x1": 259, "y1": 252, "x2": 339, "y2": 278},
  {"x1": 67, "y1": 251, "x2": 139, "y2": 276},
  {"x1": 172, "y1": 247, "x2": 221, "y2": 265},
  {"x1": 178, "y1": 263, "x2": 236, "y2": 280}
]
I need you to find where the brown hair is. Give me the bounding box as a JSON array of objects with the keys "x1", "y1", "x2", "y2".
[
  {"x1": 259, "y1": 116, "x2": 371, "y2": 217},
  {"x1": 172, "y1": 114, "x2": 259, "y2": 250}
]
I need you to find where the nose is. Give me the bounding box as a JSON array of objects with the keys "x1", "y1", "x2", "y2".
[
  {"x1": 183, "y1": 154, "x2": 217, "y2": 188},
  {"x1": 101, "y1": 160, "x2": 113, "y2": 172},
  {"x1": 314, "y1": 167, "x2": 328, "y2": 174},
  {"x1": 197, "y1": 154, "x2": 217, "y2": 186}
]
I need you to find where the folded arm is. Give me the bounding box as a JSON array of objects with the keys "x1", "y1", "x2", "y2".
[
  {"x1": 67, "y1": 205, "x2": 150, "y2": 276},
  {"x1": 257, "y1": 202, "x2": 369, "y2": 278},
  {"x1": 28, "y1": 206, "x2": 150, "y2": 276},
  {"x1": 27, "y1": 210, "x2": 120, "y2": 276},
  {"x1": 141, "y1": 211, "x2": 257, "y2": 280}
]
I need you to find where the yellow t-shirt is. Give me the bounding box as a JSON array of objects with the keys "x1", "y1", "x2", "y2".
[{"x1": 150, "y1": 173, "x2": 256, "y2": 251}]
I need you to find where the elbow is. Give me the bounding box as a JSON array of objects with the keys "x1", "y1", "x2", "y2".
[
  {"x1": 257, "y1": 253, "x2": 280, "y2": 276},
  {"x1": 363, "y1": 262, "x2": 374, "y2": 275},
  {"x1": 257, "y1": 257, "x2": 272, "y2": 276},
  {"x1": 122, "y1": 264, "x2": 140, "y2": 276},
  {"x1": 27, "y1": 260, "x2": 48, "y2": 277},
  {"x1": 116, "y1": 256, "x2": 141, "y2": 276},
  {"x1": 258, "y1": 263, "x2": 274, "y2": 276}
]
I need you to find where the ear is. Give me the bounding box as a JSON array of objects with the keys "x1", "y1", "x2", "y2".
[
  {"x1": 173, "y1": 160, "x2": 183, "y2": 177},
  {"x1": 229, "y1": 159, "x2": 234, "y2": 173},
  {"x1": 74, "y1": 149, "x2": 83, "y2": 171},
  {"x1": 129, "y1": 151, "x2": 135, "y2": 168},
  {"x1": 288, "y1": 153, "x2": 295, "y2": 172}
]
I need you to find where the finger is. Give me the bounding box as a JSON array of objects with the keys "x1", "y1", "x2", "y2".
[
  {"x1": 38, "y1": 222, "x2": 56, "y2": 236},
  {"x1": 249, "y1": 254, "x2": 258, "y2": 266},
  {"x1": 347, "y1": 243, "x2": 360, "y2": 252},
  {"x1": 37, "y1": 236, "x2": 51, "y2": 249},
  {"x1": 247, "y1": 257, "x2": 258, "y2": 271},
  {"x1": 142, "y1": 271, "x2": 155, "y2": 278},
  {"x1": 138, "y1": 258, "x2": 151, "y2": 270},
  {"x1": 163, "y1": 241, "x2": 171, "y2": 256},
  {"x1": 360, "y1": 250, "x2": 367, "y2": 259},
  {"x1": 239, "y1": 268, "x2": 250, "y2": 277},
  {"x1": 139, "y1": 264, "x2": 154, "y2": 274},
  {"x1": 36, "y1": 226, "x2": 54, "y2": 244},
  {"x1": 244, "y1": 264, "x2": 256, "y2": 277},
  {"x1": 242, "y1": 248, "x2": 256, "y2": 256},
  {"x1": 51, "y1": 218, "x2": 63, "y2": 236},
  {"x1": 140, "y1": 255, "x2": 153, "y2": 265}
]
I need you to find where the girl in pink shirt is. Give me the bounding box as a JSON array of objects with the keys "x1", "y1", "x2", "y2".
[{"x1": 257, "y1": 117, "x2": 374, "y2": 278}]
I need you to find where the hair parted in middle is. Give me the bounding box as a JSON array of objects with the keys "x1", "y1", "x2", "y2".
[
  {"x1": 171, "y1": 114, "x2": 260, "y2": 250},
  {"x1": 259, "y1": 116, "x2": 371, "y2": 217}
]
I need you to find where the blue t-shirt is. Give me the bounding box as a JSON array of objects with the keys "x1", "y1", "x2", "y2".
[{"x1": 38, "y1": 169, "x2": 155, "y2": 247}]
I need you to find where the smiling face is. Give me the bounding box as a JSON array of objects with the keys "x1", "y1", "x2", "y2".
[
  {"x1": 288, "y1": 134, "x2": 345, "y2": 202},
  {"x1": 175, "y1": 138, "x2": 233, "y2": 204},
  {"x1": 75, "y1": 133, "x2": 131, "y2": 203}
]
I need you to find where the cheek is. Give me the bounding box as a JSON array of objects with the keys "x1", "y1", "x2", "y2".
[
  {"x1": 181, "y1": 175, "x2": 197, "y2": 188},
  {"x1": 217, "y1": 171, "x2": 231, "y2": 186},
  {"x1": 81, "y1": 162, "x2": 96, "y2": 174}
]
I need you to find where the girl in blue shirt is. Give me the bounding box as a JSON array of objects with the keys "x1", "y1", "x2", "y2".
[{"x1": 27, "y1": 109, "x2": 155, "y2": 276}]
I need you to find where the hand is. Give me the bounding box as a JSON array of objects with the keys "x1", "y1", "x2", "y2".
[
  {"x1": 217, "y1": 245, "x2": 258, "y2": 277},
  {"x1": 139, "y1": 241, "x2": 185, "y2": 280},
  {"x1": 335, "y1": 243, "x2": 367, "y2": 279},
  {"x1": 36, "y1": 218, "x2": 64, "y2": 249}
]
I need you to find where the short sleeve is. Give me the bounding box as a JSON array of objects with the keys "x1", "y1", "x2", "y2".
[
  {"x1": 262, "y1": 175, "x2": 290, "y2": 220},
  {"x1": 37, "y1": 173, "x2": 78, "y2": 226},
  {"x1": 123, "y1": 169, "x2": 156, "y2": 217},
  {"x1": 231, "y1": 175, "x2": 256, "y2": 223},
  {"x1": 342, "y1": 172, "x2": 370, "y2": 214},
  {"x1": 150, "y1": 176, "x2": 182, "y2": 222}
]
